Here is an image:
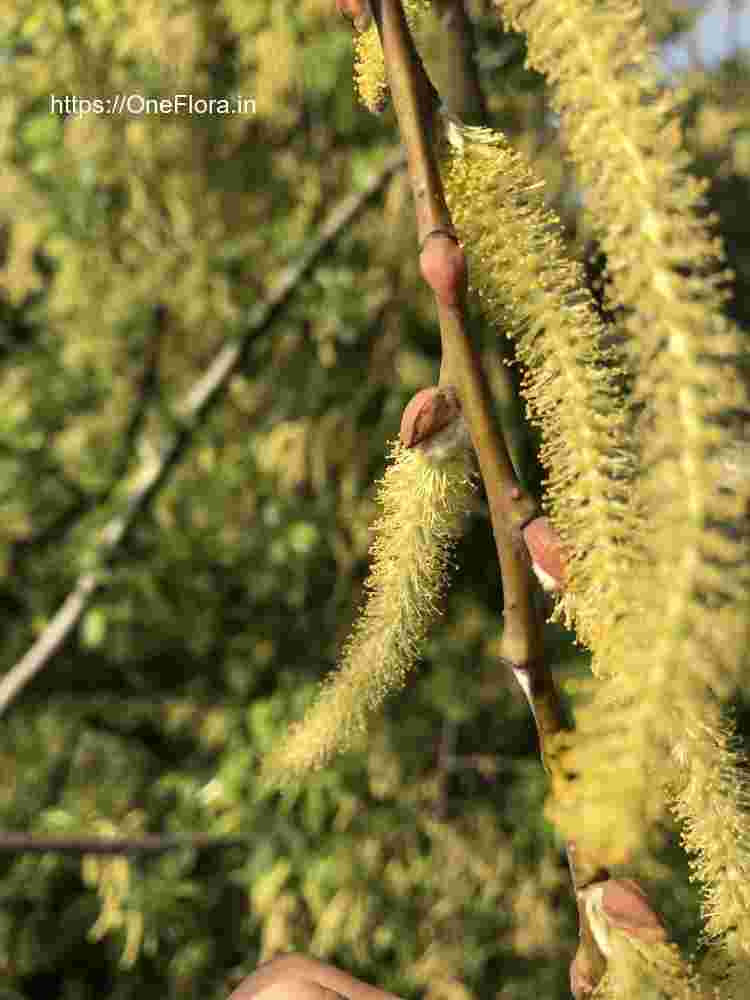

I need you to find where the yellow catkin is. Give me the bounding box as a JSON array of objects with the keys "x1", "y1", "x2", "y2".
[
  {"x1": 440, "y1": 118, "x2": 643, "y2": 654},
  {"x1": 669, "y1": 707, "x2": 750, "y2": 968},
  {"x1": 354, "y1": 0, "x2": 433, "y2": 112},
  {"x1": 262, "y1": 439, "x2": 477, "y2": 786},
  {"x1": 497, "y1": 0, "x2": 750, "y2": 899},
  {"x1": 354, "y1": 22, "x2": 390, "y2": 113},
  {"x1": 496, "y1": 0, "x2": 750, "y2": 681},
  {"x1": 595, "y1": 933, "x2": 706, "y2": 1000}
]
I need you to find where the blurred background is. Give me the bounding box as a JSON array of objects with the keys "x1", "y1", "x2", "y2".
[{"x1": 0, "y1": 2, "x2": 749, "y2": 998}]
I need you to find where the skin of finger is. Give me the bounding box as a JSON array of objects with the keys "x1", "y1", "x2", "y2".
[
  {"x1": 229, "y1": 955, "x2": 404, "y2": 1000},
  {"x1": 255, "y1": 979, "x2": 347, "y2": 1000}
]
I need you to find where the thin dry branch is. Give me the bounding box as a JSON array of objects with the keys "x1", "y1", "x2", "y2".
[
  {"x1": 0, "y1": 150, "x2": 405, "y2": 719},
  {"x1": 432, "y1": 0, "x2": 488, "y2": 123},
  {"x1": 0, "y1": 833, "x2": 248, "y2": 855}
]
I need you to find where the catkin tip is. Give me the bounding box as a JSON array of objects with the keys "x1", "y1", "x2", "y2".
[{"x1": 262, "y1": 436, "x2": 476, "y2": 782}]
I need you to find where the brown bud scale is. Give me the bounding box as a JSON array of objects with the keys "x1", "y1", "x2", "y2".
[
  {"x1": 419, "y1": 235, "x2": 468, "y2": 308},
  {"x1": 400, "y1": 386, "x2": 461, "y2": 448},
  {"x1": 336, "y1": 0, "x2": 372, "y2": 30},
  {"x1": 600, "y1": 879, "x2": 667, "y2": 943},
  {"x1": 522, "y1": 516, "x2": 566, "y2": 592}
]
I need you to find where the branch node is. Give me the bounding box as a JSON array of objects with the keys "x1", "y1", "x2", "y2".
[{"x1": 419, "y1": 233, "x2": 467, "y2": 308}]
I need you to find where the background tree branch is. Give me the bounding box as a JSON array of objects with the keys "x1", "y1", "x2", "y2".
[
  {"x1": 0, "y1": 150, "x2": 405, "y2": 719},
  {"x1": 0, "y1": 833, "x2": 249, "y2": 855}
]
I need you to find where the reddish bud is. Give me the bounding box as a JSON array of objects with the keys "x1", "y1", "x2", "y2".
[
  {"x1": 522, "y1": 516, "x2": 566, "y2": 593},
  {"x1": 419, "y1": 234, "x2": 467, "y2": 308},
  {"x1": 336, "y1": 0, "x2": 371, "y2": 30},
  {"x1": 600, "y1": 879, "x2": 667, "y2": 944},
  {"x1": 400, "y1": 386, "x2": 461, "y2": 448}
]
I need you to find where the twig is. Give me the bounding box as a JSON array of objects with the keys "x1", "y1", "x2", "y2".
[
  {"x1": 371, "y1": 0, "x2": 558, "y2": 747},
  {"x1": 107, "y1": 304, "x2": 164, "y2": 486},
  {"x1": 432, "y1": 0, "x2": 487, "y2": 123},
  {"x1": 370, "y1": 4, "x2": 611, "y2": 992},
  {"x1": 0, "y1": 150, "x2": 406, "y2": 719},
  {"x1": 728, "y1": 0, "x2": 743, "y2": 56},
  {"x1": 434, "y1": 718, "x2": 457, "y2": 818},
  {"x1": 0, "y1": 832, "x2": 248, "y2": 855}
]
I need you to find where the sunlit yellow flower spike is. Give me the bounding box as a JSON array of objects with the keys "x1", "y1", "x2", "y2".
[
  {"x1": 440, "y1": 116, "x2": 641, "y2": 656},
  {"x1": 354, "y1": 0, "x2": 433, "y2": 112},
  {"x1": 262, "y1": 436, "x2": 476, "y2": 787}
]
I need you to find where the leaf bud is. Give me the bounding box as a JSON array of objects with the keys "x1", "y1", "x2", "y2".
[
  {"x1": 521, "y1": 516, "x2": 566, "y2": 593},
  {"x1": 599, "y1": 878, "x2": 667, "y2": 944},
  {"x1": 580, "y1": 878, "x2": 667, "y2": 959},
  {"x1": 399, "y1": 386, "x2": 473, "y2": 463},
  {"x1": 336, "y1": 0, "x2": 372, "y2": 31}
]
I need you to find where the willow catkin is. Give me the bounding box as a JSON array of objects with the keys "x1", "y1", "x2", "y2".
[
  {"x1": 492, "y1": 0, "x2": 750, "y2": 898},
  {"x1": 594, "y1": 936, "x2": 705, "y2": 1000},
  {"x1": 440, "y1": 116, "x2": 642, "y2": 656},
  {"x1": 496, "y1": 0, "x2": 750, "y2": 707},
  {"x1": 354, "y1": 0, "x2": 432, "y2": 112},
  {"x1": 262, "y1": 434, "x2": 477, "y2": 787},
  {"x1": 669, "y1": 708, "x2": 750, "y2": 966}
]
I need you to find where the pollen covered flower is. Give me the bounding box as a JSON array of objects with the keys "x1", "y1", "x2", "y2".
[{"x1": 263, "y1": 394, "x2": 477, "y2": 786}]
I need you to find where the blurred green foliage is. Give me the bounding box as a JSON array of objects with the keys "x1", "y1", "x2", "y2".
[{"x1": 0, "y1": 1, "x2": 748, "y2": 998}]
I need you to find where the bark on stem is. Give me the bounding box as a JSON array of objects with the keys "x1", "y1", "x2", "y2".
[
  {"x1": 370, "y1": 4, "x2": 611, "y2": 991},
  {"x1": 370, "y1": 0, "x2": 562, "y2": 745},
  {"x1": 432, "y1": 0, "x2": 488, "y2": 124}
]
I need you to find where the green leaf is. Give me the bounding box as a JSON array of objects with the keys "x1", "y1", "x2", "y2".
[{"x1": 81, "y1": 607, "x2": 106, "y2": 648}]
